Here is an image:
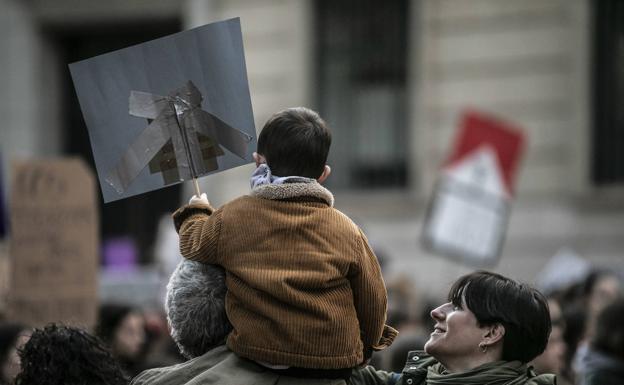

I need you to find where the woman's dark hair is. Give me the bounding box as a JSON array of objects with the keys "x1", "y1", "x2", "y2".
[
  {"x1": 257, "y1": 107, "x2": 331, "y2": 178},
  {"x1": 448, "y1": 271, "x2": 551, "y2": 363},
  {"x1": 0, "y1": 322, "x2": 28, "y2": 383},
  {"x1": 562, "y1": 302, "x2": 587, "y2": 368},
  {"x1": 581, "y1": 268, "x2": 621, "y2": 297},
  {"x1": 15, "y1": 324, "x2": 127, "y2": 385},
  {"x1": 0, "y1": 323, "x2": 27, "y2": 367},
  {"x1": 591, "y1": 298, "x2": 624, "y2": 360},
  {"x1": 96, "y1": 304, "x2": 134, "y2": 346}
]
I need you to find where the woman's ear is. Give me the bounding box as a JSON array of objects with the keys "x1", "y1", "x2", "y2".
[
  {"x1": 317, "y1": 165, "x2": 331, "y2": 183},
  {"x1": 482, "y1": 323, "x2": 505, "y2": 346}
]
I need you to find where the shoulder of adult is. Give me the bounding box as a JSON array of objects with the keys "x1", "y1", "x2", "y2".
[
  {"x1": 207, "y1": 353, "x2": 359, "y2": 385},
  {"x1": 525, "y1": 372, "x2": 557, "y2": 385},
  {"x1": 131, "y1": 345, "x2": 231, "y2": 385}
]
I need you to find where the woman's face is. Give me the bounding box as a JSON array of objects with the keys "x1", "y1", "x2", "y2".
[
  {"x1": 589, "y1": 275, "x2": 621, "y2": 315},
  {"x1": 113, "y1": 312, "x2": 145, "y2": 360},
  {"x1": 424, "y1": 299, "x2": 488, "y2": 364},
  {"x1": 1, "y1": 331, "x2": 31, "y2": 383}
]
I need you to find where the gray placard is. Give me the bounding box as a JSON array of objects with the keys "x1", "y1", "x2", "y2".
[{"x1": 69, "y1": 18, "x2": 256, "y2": 202}]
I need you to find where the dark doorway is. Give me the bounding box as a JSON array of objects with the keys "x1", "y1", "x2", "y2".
[
  {"x1": 54, "y1": 19, "x2": 182, "y2": 264},
  {"x1": 592, "y1": 0, "x2": 624, "y2": 185}
]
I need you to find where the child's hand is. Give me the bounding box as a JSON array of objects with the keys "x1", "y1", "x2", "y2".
[{"x1": 189, "y1": 193, "x2": 209, "y2": 205}]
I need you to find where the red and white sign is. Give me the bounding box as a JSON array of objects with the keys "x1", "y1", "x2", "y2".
[{"x1": 423, "y1": 110, "x2": 525, "y2": 266}]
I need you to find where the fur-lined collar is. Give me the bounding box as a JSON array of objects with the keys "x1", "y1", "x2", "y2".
[{"x1": 250, "y1": 182, "x2": 334, "y2": 207}]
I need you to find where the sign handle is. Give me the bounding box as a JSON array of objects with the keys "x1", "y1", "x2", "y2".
[{"x1": 193, "y1": 178, "x2": 201, "y2": 197}]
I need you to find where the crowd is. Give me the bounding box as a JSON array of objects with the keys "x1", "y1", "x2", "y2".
[{"x1": 0, "y1": 107, "x2": 622, "y2": 385}]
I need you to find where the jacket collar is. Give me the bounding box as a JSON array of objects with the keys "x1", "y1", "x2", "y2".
[
  {"x1": 250, "y1": 181, "x2": 334, "y2": 207},
  {"x1": 401, "y1": 351, "x2": 555, "y2": 385}
]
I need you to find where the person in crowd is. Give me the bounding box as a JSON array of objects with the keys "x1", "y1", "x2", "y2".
[
  {"x1": 136, "y1": 308, "x2": 184, "y2": 371},
  {"x1": 579, "y1": 269, "x2": 622, "y2": 341},
  {"x1": 0, "y1": 323, "x2": 30, "y2": 385},
  {"x1": 173, "y1": 107, "x2": 396, "y2": 378},
  {"x1": 576, "y1": 298, "x2": 624, "y2": 385},
  {"x1": 371, "y1": 278, "x2": 432, "y2": 372},
  {"x1": 132, "y1": 260, "x2": 398, "y2": 385},
  {"x1": 14, "y1": 324, "x2": 127, "y2": 385},
  {"x1": 559, "y1": 301, "x2": 586, "y2": 383},
  {"x1": 96, "y1": 304, "x2": 147, "y2": 377},
  {"x1": 568, "y1": 268, "x2": 622, "y2": 380},
  {"x1": 531, "y1": 298, "x2": 568, "y2": 384},
  {"x1": 393, "y1": 271, "x2": 555, "y2": 385}
]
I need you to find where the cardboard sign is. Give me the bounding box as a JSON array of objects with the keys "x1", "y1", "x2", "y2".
[
  {"x1": 422, "y1": 110, "x2": 525, "y2": 266},
  {"x1": 0, "y1": 154, "x2": 7, "y2": 239},
  {"x1": 69, "y1": 18, "x2": 256, "y2": 202},
  {"x1": 8, "y1": 158, "x2": 99, "y2": 328}
]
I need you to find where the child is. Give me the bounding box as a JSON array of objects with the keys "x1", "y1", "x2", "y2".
[{"x1": 172, "y1": 107, "x2": 396, "y2": 377}]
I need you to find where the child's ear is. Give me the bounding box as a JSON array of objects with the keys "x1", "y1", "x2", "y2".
[
  {"x1": 253, "y1": 152, "x2": 266, "y2": 167},
  {"x1": 317, "y1": 165, "x2": 331, "y2": 183}
]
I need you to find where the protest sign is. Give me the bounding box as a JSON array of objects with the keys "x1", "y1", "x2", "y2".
[
  {"x1": 8, "y1": 158, "x2": 98, "y2": 328},
  {"x1": 69, "y1": 17, "x2": 256, "y2": 202},
  {"x1": 0, "y1": 154, "x2": 6, "y2": 239},
  {"x1": 422, "y1": 110, "x2": 525, "y2": 266}
]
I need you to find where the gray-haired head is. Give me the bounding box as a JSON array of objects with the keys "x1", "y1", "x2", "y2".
[{"x1": 165, "y1": 260, "x2": 232, "y2": 359}]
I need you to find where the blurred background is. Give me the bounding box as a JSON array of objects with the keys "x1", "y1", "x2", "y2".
[{"x1": 0, "y1": 0, "x2": 622, "y2": 378}]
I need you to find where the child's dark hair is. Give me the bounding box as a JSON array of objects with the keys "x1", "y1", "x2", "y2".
[{"x1": 257, "y1": 107, "x2": 331, "y2": 178}]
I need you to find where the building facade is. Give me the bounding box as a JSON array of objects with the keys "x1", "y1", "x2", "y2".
[{"x1": 0, "y1": 0, "x2": 622, "y2": 298}]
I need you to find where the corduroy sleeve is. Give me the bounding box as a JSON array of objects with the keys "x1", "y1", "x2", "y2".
[
  {"x1": 349, "y1": 229, "x2": 398, "y2": 352},
  {"x1": 172, "y1": 202, "x2": 223, "y2": 264}
]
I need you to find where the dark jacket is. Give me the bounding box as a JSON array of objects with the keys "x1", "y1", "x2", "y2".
[
  {"x1": 577, "y1": 346, "x2": 624, "y2": 385},
  {"x1": 396, "y1": 351, "x2": 556, "y2": 385},
  {"x1": 131, "y1": 345, "x2": 397, "y2": 385}
]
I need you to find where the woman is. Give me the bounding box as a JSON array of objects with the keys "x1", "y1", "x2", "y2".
[
  {"x1": 15, "y1": 324, "x2": 127, "y2": 385},
  {"x1": 396, "y1": 271, "x2": 555, "y2": 385},
  {"x1": 576, "y1": 298, "x2": 624, "y2": 385},
  {"x1": 531, "y1": 298, "x2": 570, "y2": 384},
  {"x1": 0, "y1": 323, "x2": 30, "y2": 385},
  {"x1": 96, "y1": 304, "x2": 146, "y2": 377}
]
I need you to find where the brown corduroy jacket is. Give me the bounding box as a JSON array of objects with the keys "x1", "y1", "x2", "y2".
[{"x1": 173, "y1": 181, "x2": 397, "y2": 369}]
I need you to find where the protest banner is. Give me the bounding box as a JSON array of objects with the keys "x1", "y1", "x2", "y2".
[
  {"x1": 8, "y1": 158, "x2": 98, "y2": 328},
  {"x1": 69, "y1": 17, "x2": 256, "y2": 202},
  {"x1": 0, "y1": 154, "x2": 6, "y2": 239},
  {"x1": 422, "y1": 110, "x2": 525, "y2": 266},
  {"x1": 0, "y1": 154, "x2": 7, "y2": 312}
]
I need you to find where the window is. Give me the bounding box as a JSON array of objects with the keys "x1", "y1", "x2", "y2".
[
  {"x1": 316, "y1": 0, "x2": 409, "y2": 189},
  {"x1": 592, "y1": 0, "x2": 624, "y2": 184}
]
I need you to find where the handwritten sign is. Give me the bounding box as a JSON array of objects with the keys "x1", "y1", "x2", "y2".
[{"x1": 8, "y1": 158, "x2": 98, "y2": 329}]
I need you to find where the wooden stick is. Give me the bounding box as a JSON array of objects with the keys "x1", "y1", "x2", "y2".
[{"x1": 193, "y1": 178, "x2": 201, "y2": 197}]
